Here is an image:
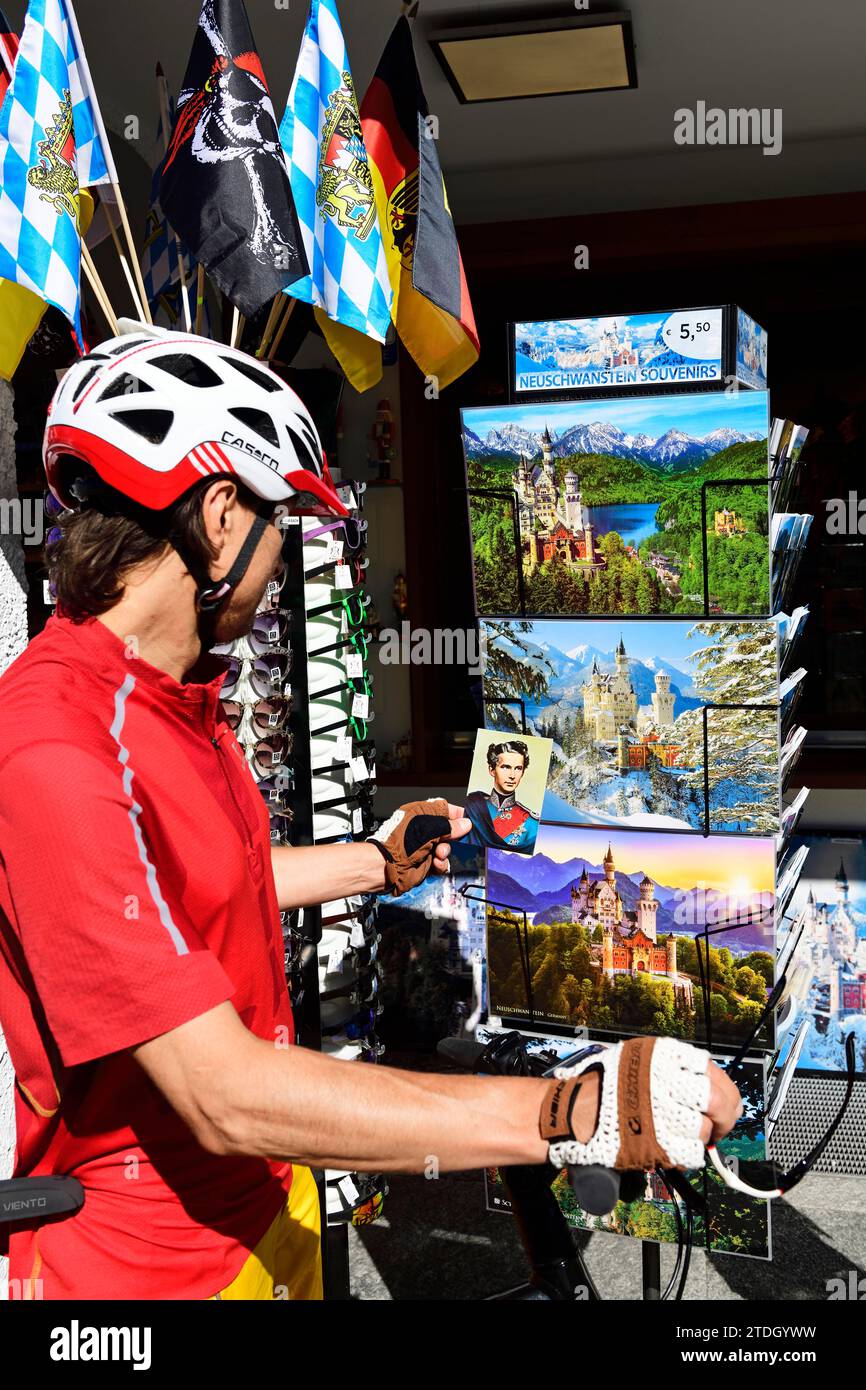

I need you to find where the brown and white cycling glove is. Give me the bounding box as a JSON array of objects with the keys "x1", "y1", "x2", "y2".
[
  {"x1": 368, "y1": 798, "x2": 453, "y2": 896},
  {"x1": 540, "y1": 1036, "x2": 712, "y2": 1172}
]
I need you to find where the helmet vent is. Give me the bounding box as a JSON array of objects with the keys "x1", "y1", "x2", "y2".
[
  {"x1": 151, "y1": 353, "x2": 223, "y2": 388},
  {"x1": 229, "y1": 407, "x2": 279, "y2": 448},
  {"x1": 221, "y1": 356, "x2": 281, "y2": 393},
  {"x1": 108, "y1": 339, "x2": 148, "y2": 354},
  {"x1": 98, "y1": 374, "x2": 154, "y2": 401},
  {"x1": 110, "y1": 409, "x2": 174, "y2": 445},
  {"x1": 71, "y1": 365, "x2": 101, "y2": 402},
  {"x1": 287, "y1": 422, "x2": 322, "y2": 479}
]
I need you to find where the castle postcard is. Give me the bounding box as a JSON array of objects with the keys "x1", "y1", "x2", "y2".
[
  {"x1": 485, "y1": 823, "x2": 777, "y2": 1048},
  {"x1": 462, "y1": 390, "x2": 771, "y2": 618},
  {"x1": 480, "y1": 617, "x2": 780, "y2": 836}
]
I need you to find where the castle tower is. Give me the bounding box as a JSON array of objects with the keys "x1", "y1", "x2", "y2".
[
  {"x1": 616, "y1": 728, "x2": 631, "y2": 771},
  {"x1": 563, "y1": 469, "x2": 586, "y2": 533},
  {"x1": 666, "y1": 935, "x2": 678, "y2": 979},
  {"x1": 578, "y1": 866, "x2": 589, "y2": 912},
  {"x1": 602, "y1": 926, "x2": 614, "y2": 977},
  {"x1": 571, "y1": 883, "x2": 580, "y2": 923},
  {"x1": 615, "y1": 634, "x2": 627, "y2": 676},
  {"x1": 603, "y1": 843, "x2": 615, "y2": 885},
  {"x1": 651, "y1": 672, "x2": 675, "y2": 730},
  {"x1": 541, "y1": 424, "x2": 555, "y2": 478},
  {"x1": 636, "y1": 873, "x2": 658, "y2": 943},
  {"x1": 836, "y1": 859, "x2": 849, "y2": 908}
]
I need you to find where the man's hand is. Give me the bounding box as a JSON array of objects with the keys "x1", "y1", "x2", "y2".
[
  {"x1": 369, "y1": 798, "x2": 472, "y2": 896},
  {"x1": 541, "y1": 1037, "x2": 744, "y2": 1173}
]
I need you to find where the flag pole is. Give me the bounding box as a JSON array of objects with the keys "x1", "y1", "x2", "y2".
[
  {"x1": 155, "y1": 62, "x2": 192, "y2": 332},
  {"x1": 267, "y1": 298, "x2": 296, "y2": 362},
  {"x1": 256, "y1": 293, "x2": 285, "y2": 359},
  {"x1": 103, "y1": 208, "x2": 147, "y2": 319},
  {"x1": 80, "y1": 242, "x2": 119, "y2": 335},
  {"x1": 230, "y1": 306, "x2": 245, "y2": 349},
  {"x1": 65, "y1": 0, "x2": 153, "y2": 325},
  {"x1": 195, "y1": 264, "x2": 206, "y2": 335}
]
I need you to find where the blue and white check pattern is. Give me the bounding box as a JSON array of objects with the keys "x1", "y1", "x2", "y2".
[
  {"x1": 141, "y1": 162, "x2": 179, "y2": 314},
  {"x1": 0, "y1": 0, "x2": 113, "y2": 341},
  {"x1": 279, "y1": 0, "x2": 392, "y2": 344}
]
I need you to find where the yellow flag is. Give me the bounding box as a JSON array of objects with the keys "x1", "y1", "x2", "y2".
[{"x1": 0, "y1": 190, "x2": 95, "y2": 380}]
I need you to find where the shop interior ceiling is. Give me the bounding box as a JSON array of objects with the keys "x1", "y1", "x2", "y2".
[{"x1": 5, "y1": 0, "x2": 866, "y2": 223}]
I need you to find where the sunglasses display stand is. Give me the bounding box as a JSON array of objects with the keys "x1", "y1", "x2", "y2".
[
  {"x1": 460, "y1": 311, "x2": 837, "y2": 1281},
  {"x1": 297, "y1": 485, "x2": 388, "y2": 1294}
]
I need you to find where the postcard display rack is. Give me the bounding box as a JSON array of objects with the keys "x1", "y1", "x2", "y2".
[{"x1": 462, "y1": 306, "x2": 825, "y2": 1269}]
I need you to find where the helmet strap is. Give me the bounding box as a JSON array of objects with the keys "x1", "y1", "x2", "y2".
[{"x1": 194, "y1": 499, "x2": 274, "y2": 614}]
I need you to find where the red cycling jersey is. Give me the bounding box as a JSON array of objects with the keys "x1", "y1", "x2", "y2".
[{"x1": 0, "y1": 612, "x2": 294, "y2": 1299}]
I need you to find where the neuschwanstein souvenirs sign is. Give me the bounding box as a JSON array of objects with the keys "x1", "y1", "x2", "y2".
[
  {"x1": 480, "y1": 617, "x2": 780, "y2": 837},
  {"x1": 461, "y1": 389, "x2": 771, "y2": 619},
  {"x1": 510, "y1": 305, "x2": 767, "y2": 400}
]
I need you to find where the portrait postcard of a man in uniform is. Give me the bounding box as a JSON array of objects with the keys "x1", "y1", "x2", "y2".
[{"x1": 463, "y1": 734, "x2": 552, "y2": 855}]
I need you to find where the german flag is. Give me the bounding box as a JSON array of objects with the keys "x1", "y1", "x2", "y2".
[{"x1": 360, "y1": 16, "x2": 478, "y2": 390}]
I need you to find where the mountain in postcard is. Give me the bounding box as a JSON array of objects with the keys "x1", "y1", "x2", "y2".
[
  {"x1": 485, "y1": 825, "x2": 776, "y2": 1046},
  {"x1": 463, "y1": 389, "x2": 770, "y2": 618},
  {"x1": 482, "y1": 619, "x2": 779, "y2": 836}
]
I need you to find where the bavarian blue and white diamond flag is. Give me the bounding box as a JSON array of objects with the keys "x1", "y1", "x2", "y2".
[
  {"x1": 0, "y1": 0, "x2": 116, "y2": 342},
  {"x1": 280, "y1": 0, "x2": 392, "y2": 391}
]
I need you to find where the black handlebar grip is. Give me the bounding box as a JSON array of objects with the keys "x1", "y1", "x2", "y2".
[{"x1": 567, "y1": 1163, "x2": 622, "y2": 1217}]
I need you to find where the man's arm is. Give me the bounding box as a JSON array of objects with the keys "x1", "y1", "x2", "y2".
[
  {"x1": 270, "y1": 802, "x2": 471, "y2": 910},
  {"x1": 133, "y1": 1003, "x2": 742, "y2": 1175}
]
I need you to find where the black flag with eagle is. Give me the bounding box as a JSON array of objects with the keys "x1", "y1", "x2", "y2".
[{"x1": 160, "y1": 0, "x2": 307, "y2": 317}]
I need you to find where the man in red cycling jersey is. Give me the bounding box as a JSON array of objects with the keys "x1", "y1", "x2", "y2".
[{"x1": 0, "y1": 326, "x2": 742, "y2": 1300}]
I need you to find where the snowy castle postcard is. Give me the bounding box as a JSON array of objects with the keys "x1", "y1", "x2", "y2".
[
  {"x1": 776, "y1": 834, "x2": 866, "y2": 1077},
  {"x1": 480, "y1": 617, "x2": 780, "y2": 836},
  {"x1": 462, "y1": 389, "x2": 770, "y2": 618},
  {"x1": 485, "y1": 823, "x2": 776, "y2": 1048}
]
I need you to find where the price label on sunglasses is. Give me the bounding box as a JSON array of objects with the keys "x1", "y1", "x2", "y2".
[
  {"x1": 327, "y1": 943, "x2": 345, "y2": 975},
  {"x1": 335, "y1": 562, "x2": 353, "y2": 590},
  {"x1": 351, "y1": 754, "x2": 371, "y2": 783},
  {"x1": 325, "y1": 537, "x2": 343, "y2": 563},
  {"x1": 350, "y1": 919, "x2": 369, "y2": 949},
  {"x1": 346, "y1": 652, "x2": 364, "y2": 678},
  {"x1": 352, "y1": 807, "x2": 365, "y2": 835},
  {"x1": 352, "y1": 693, "x2": 369, "y2": 719}
]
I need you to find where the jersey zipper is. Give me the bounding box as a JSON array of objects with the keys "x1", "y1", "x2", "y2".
[{"x1": 210, "y1": 729, "x2": 259, "y2": 843}]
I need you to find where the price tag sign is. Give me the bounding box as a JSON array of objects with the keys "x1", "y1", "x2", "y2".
[
  {"x1": 346, "y1": 652, "x2": 364, "y2": 678},
  {"x1": 326, "y1": 944, "x2": 345, "y2": 975},
  {"x1": 350, "y1": 919, "x2": 368, "y2": 949},
  {"x1": 660, "y1": 308, "x2": 723, "y2": 360},
  {"x1": 351, "y1": 754, "x2": 370, "y2": 783},
  {"x1": 337, "y1": 734, "x2": 353, "y2": 763},
  {"x1": 352, "y1": 693, "x2": 369, "y2": 719},
  {"x1": 326, "y1": 538, "x2": 344, "y2": 563},
  {"x1": 335, "y1": 563, "x2": 352, "y2": 590},
  {"x1": 352, "y1": 807, "x2": 365, "y2": 835}
]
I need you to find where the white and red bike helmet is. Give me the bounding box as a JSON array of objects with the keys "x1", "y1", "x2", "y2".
[{"x1": 44, "y1": 319, "x2": 347, "y2": 517}]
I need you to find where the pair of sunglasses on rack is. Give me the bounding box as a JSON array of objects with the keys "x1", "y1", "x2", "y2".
[
  {"x1": 257, "y1": 770, "x2": 295, "y2": 812},
  {"x1": 305, "y1": 553, "x2": 369, "y2": 586},
  {"x1": 221, "y1": 695, "x2": 290, "y2": 736},
  {"x1": 313, "y1": 782, "x2": 378, "y2": 813},
  {"x1": 319, "y1": 969, "x2": 382, "y2": 1006},
  {"x1": 320, "y1": 1002, "x2": 383, "y2": 1041},
  {"x1": 306, "y1": 673, "x2": 373, "y2": 704},
  {"x1": 213, "y1": 610, "x2": 293, "y2": 659},
  {"x1": 269, "y1": 811, "x2": 295, "y2": 845},
  {"x1": 303, "y1": 517, "x2": 368, "y2": 553},
  {"x1": 247, "y1": 732, "x2": 293, "y2": 778},
  {"x1": 221, "y1": 653, "x2": 292, "y2": 701},
  {"x1": 306, "y1": 626, "x2": 370, "y2": 662},
  {"x1": 311, "y1": 712, "x2": 374, "y2": 742},
  {"x1": 306, "y1": 590, "x2": 371, "y2": 629}
]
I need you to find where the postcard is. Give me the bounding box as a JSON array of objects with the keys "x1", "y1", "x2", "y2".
[
  {"x1": 462, "y1": 389, "x2": 771, "y2": 618},
  {"x1": 463, "y1": 731, "x2": 552, "y2": 856},
  {"x1": 481, "y1": 617, "x2": 779, "y2": 836},
  {"x1": 774, "y1": 834, "x2": 866, "y2": 1077},
  {"x1": 485, "y1": 823, "x2": 777, "y2": 1048}
]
